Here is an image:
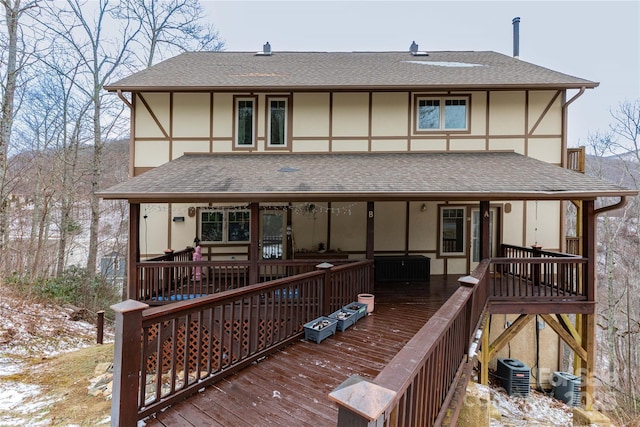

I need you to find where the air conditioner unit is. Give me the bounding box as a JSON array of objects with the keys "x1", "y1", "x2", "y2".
[
  {"x1": 496, "y1": 358, "x2": 530, "y2": 397},
  {"x1": 551, "y1": 371, "x2": 581, "y2": 406}
]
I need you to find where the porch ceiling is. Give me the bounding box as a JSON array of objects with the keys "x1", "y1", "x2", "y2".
[{"x1": 98, "y1": 151, "x2": 636, "y2": 203}]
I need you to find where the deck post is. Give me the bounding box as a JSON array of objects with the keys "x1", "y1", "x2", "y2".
[
  {"x1": 366, "y1": 202, "x2": 374, "y2": 260},
  {"x1": 250, "y1": 202, "x2": 260, "y2": 284},
  {"x1": 127, "y1": 203, "x2": 140, "y2": 300},
  {"x1": 110, "y1": 299, "x2": 148, "y2": 427},
  {"x1": 329, "y1": 375, "x2": 396, "y2": 427},
  {"x1": 581, "y1": 200, "x2": 596, "y2": 409},
  {"x1": 480, "y1": 201, "x2": 490, "y2": 260}
]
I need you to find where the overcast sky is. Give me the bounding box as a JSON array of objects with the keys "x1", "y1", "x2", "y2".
[{"x1": 201, "y1": 1, "x2": 639, "y2": 149}]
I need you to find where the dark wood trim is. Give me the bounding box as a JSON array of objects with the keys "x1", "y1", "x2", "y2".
[
  {"x1": 367, "y1": 92, "x2": 373, "y2": 151},
  {"x1": 137, "y1": 93, "x2": 170, "y2": 138},
  {"x1": 524, "y1": 90, "x2": 529, "y2": 156},
  {"x1": 264, "y1": 94, "x2": 293, "y2": 151},
  {"x1": 405, "y1": 201, "x2": 410, "y2": 255},
  {"x1": 327, "y1": 202, "x2": 332, "y2": 250},
  {"x1": 329, "y1": 92, "x2": 333, "y2": 151},
  {"x1": 366, "y1": 202, "x2": 374, "y2": 259},
  {"x1": 209, "y1": 92, "x2": 214, "y2": 152},
  {"x1": 480, "y1": 201, "x2": 490, "y2": 260},
  {"x1": 168, "y1": 93, "x2": 174, "y2": 160},
  {"x1": 232, "y1": 95, "x2": 259, "y2": 151},
  {"x1": 529, "y1": 90, "x2": 561, "y2": 135},
  {"x1": 128, "y1": 203, "x2": 140, "y2": 299},
  {"x1": 488, "y1": 301, "x2": 595, "y2": 314},
  {"x1": 411, "y1": 93, "x2": 472, "y2": 136},
  {"x1": 249, "y1": 202, "x2": 260, "y2": 284},
  {"x1": 583, "y1": 200, "x2": 595, "y2": 301},
  {"x1": 167, "y1": 203, "x2": 172, "y2": 250}
]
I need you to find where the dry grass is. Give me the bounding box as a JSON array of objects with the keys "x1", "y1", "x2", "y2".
[{"x1": 3, "y1": 344, "x2": 114, "y2": 426}]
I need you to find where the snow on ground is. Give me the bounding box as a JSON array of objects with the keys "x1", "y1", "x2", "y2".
[
  {"x1": 1, "y1": 291, "x2": 578, "y2": 426},
  {"x1": 0, "y1": 290, "x2": 114, "y2": 426},
  {"x1": 490, "y1": 387, "x2": 573, "y2": 426}
]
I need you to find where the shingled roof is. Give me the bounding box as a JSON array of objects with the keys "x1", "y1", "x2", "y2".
[
  {"x1": 105, "y1": 51, "x2": 598, "y2": 92},
  {"x1": 99, "y1": 152, "x2": 633, "y2": 203}
]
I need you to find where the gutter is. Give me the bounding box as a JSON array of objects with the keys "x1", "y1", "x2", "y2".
[{"x1": 594, "y1": 196, "x2": 629, "y2": 216}]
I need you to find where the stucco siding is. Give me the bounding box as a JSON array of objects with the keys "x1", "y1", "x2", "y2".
[
  {"x1": 374, "y1": 202, "x2": 406, "y2": 251},
  {"x1": 135, "y1": 140, "x2": 170, "y2": 167},
  {"x1": 528, "y1": 91, "x2": 562, "y2": 135},
  {"x1": 292, "y1": 93, "x2": 330, "y2": 137},
  {"x1": 371, "y1": 92, "x2": 409, "y2": 137},
  {"x1": 173, "y1": 93, "x2": 210, "y2": 138},
  {"x1": 332, "y1": 93, "x2": 370, "y2": 137},
  {"x1": 489, "y1": 91, "x2": 526, "y2": 135},
  {"x1": 136, "y1": 93, "x2": 170, "y2": 137},
  {"x1": 528, "y1": 138, "x2": 562, "y2": 164},
  {"x1": 330, "y1": 202, "x2": 367, "y2": 252},
  {"x1": 212, "y1": 93, "x2": 233, "y2": 138}
]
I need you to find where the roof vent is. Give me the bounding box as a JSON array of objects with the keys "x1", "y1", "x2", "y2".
[
  {"x1": 256, "y1": 41, "x2": 272, "y2": 56},
  {"x1": 409, "y1": 40, "x2": 429, "y2": 56}
]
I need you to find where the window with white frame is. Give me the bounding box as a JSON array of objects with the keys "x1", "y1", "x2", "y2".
[
  {"x1": 235, "y1": 98, "x2": 255, "y2": 147},
  {"x1": 267, "y1": 98, "x2": 288, "y2": 147},
  {"x1": 200, "y1": 210, "x2": 250, "y2": 243},
  {"x1": 417, "y1": 96, "x2": 468, "y2": 131},
  {"x1": 440, "y1": 207, "x2": 466, "y2": 256}
]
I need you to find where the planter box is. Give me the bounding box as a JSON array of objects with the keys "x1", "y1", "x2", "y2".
[
  {"x1": 343, "y1": 302, "x2": 367, "y2": 321},
  {"x1": 303, "y1": 317, "x2": 338, "y2": 344},
  {"x1": 328, "y1": 308, "x2": 358, "y2": 332}
]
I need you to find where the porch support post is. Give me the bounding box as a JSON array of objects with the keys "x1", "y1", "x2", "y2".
[
  {"x1": 366, "y1": 202, "x2": 374, "y2": 260},
  {"x1": 286, "y1": 203, "x2": 293, "y2": 260},
  {"x1": 127, "y1": 203, "x2": 140, "y2": 300},
  {"x1": 110, "y1": 299, "x2": 148, "y2": 426},
  {"x1": 250, "y1": 202, "x2": 260, "y2": 285},
  {"x1": 479, "y1": 201, "x2": 490, "y2": 260},
  {"x1": 581, "y1": 200, "x2": 596, "y2": 409}
]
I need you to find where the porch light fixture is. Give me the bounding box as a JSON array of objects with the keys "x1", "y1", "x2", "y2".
[{"x1": 421, "y1": 203, "x2": 427, "y2": 212}]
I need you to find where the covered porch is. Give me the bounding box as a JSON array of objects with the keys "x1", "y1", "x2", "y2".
[{"x1": 100, "y1": 150, "x2": 635, "y2": 426}]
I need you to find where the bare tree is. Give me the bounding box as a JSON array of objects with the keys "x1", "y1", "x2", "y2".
[
  {"x1": 584, "y1": 100, "x2": 640, "y2": 419},
  {"x1": 119, "y1": 0, "x2": 224, "y2": 68},
  {"x1": 0, "y1": 0, "x2": 38, "y2": 277},
  {"x1": 38, "y1": 0, "x2": 139, "y2": 277}
]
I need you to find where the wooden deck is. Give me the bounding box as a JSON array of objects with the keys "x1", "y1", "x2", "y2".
[{"x1": 145, "y1": 276, "x2": 461, "y2": 426}]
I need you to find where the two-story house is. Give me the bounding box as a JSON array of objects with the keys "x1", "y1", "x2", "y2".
[{"x1": 101, "y1": 43, "x2": 634, "y2": 425}]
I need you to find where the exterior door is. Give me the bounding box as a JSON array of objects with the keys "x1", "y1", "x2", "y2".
[
  {"x1": 470, "y1": 207, "x2": 498, "y2": 270},
  {"x1": 261, "y1": 211, "x2": 284, "y2": 260}
]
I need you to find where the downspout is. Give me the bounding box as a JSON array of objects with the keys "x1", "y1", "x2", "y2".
[{"x1": 594, "y1": 196, "x2": 629, "y2": 216}]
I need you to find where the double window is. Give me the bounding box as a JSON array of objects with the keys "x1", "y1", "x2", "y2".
[
  {"x1": 234, "y1": 96, "x2": 290, "y2": 148},
  {"x1": 416, "y1": 96, "x2": 468, "y2": 131},
  {"x1": 200, "y1": 210, "x2": 250, "y2": 243}
]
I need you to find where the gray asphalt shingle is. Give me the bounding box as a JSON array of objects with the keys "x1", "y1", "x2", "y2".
[
  {"x1": 99, "y1": 152, "x2": 632, "y2": 202},
  {"x1": 105, "y1": 51, "x2": 597, "y2": 91}
]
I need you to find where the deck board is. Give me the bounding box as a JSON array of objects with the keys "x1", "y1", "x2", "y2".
[{"x1": 146, "y1": 276, "x2": 460, "y2": 426}]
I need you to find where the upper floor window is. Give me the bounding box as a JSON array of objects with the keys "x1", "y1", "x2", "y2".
[
  {"x1": 416, "y1": 96, "x2": 468, "y2": 131},
  {"x1": 267, "y1": 97, "x2": 288, "y2": 147},
  {"x1": 235, "y1": 97, "x2": 256, "y2": 147}
]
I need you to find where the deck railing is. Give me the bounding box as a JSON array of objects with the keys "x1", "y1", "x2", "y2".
[
  {"x1": 567, "y1": 146, "x2": 586, "y2": 173},
  {"x1": 133, "y1": 258, "x2": 355, "y2": 303},
  {"x1": 111, "y1": 260, "x2": 373, "y2": 425},
  {"x1": 494, "y1": 244, "x2": 587, "y2": 300},
  {"x1": 331, "y1": 260, "x2": 491, "y2": 426}
]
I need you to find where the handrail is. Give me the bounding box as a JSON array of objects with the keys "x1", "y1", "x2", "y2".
[
  {"x1": 331, "y1": 260, "x2": 491, "y2": 426},
  {"x1": 111, "y1": 260, "x2": 373, "y2": 424}
]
